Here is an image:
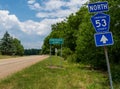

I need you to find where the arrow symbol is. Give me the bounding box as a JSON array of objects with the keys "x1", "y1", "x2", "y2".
[{"x1": 100, "y1": 35, "x2": 108, "y2": 43}]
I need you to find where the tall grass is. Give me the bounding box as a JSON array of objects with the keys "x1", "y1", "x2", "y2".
[
  {"x1": 0, "y1": 55, "x2": 18, "y2": 59},
  {"x1": 0, "y1": 56, "x2": 119, "y2": 89}
]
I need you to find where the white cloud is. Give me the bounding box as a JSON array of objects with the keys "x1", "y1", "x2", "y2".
[
  {"x1": 28, "y1": 0, "x2": 88, "y2": 12},
  {"x1": 30, "y1": 2, "x2": 42, "y2": 10},
  {"x1": 21, "y1": 17, "x2": 64, "y2": 36},
  {"x1": 0, "y1": 10, "x2": 20, "y2": 30},
  {"x1": 28, "y1": 0, "x2": 42, "y2": 11},
  {"x1": 20, "y1": 20, "x2": 50, "y2": 35},
  {"x1": 45, "y1": 0, "x2": 64, "y2": 11},
  {"x1": 0, "y1": 10, "x2": 65, "y2": 48},
  {"x1": 0, "y1": 0, "x2": 89, "y2": 49},
  {"x1": 36, "y1": 9, "x2": 73, "y2": 18},
  {"x1": 27, "y1": 0, "x2": 36, "y2": 4},
  {"x1": 28, "y1": 0, "x2": 88, "y2": 19},
  {"x1": 66, "y1": 0, "x2": 88, "y2": 7}
]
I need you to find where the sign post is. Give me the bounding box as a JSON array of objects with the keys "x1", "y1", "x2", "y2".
[
  {"x1": 60, "y1": 44, "x2": 62, "y2": 66},
  {"x1": 88, "y1": 1, "x2": 114, "y2": 89},
  {"x1": 55, "y1": 48, "x2": 57, "y2": 56},
  {"x1": 49, "y1": 38, "x2": 63, "y2": 66},
  {"x1": 104, "y1": 46, "x2": 114, "y2": 89},
  {"x1": 50, "y1": 44, "x2": 52, "y2": 65}
]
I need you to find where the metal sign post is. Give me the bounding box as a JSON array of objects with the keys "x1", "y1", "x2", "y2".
[
  {"x1": 50, "y1": 44, "x2": 52, "y2": 65},
  {"x1": 104, "y1": 46, "x2": 113, "y2": 89},
  {"x1": 49, "y1": 38, "x2": 64, "y2": 66},
  {"x1": 50, "y1": 44, "x2": 51, "y2": 56},
  {"x1": 61, "y1": 44, "x2": 62, "y2": 57},
  {"x1": 88, "y1": 1, "x2": 114, "y2": 89},
  {"x1": 60, "y1": 44, "x2": 62, "y2": 67},
  {"x1": 55, "y1": 48, "x2": 57, "y2": 56}
]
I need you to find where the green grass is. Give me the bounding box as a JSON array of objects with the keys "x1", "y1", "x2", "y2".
[
  {"x1": 0, "y1": 55, "x2": 18, "y2": 59},
  {"x1": 0, "y1": 56, "x2": 119, "y2": 89}
]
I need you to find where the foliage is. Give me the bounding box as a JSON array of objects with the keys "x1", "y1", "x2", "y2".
[
  {"x1": 62, "y1": 47, "x2": 72, "y2": 59},
  {"x1": 67, "y1": 53, "x2": 78, "y2": 63},
  {"x1": 13, "y1": 38, "x2": 24, "y2": 56},
  {"x1": 0, "y1": 31, "x2": 24, "y2": 56},
  {"x1": 111, "y1": 64, "x2": 120, "y2": 83},
  {"x1": 41, "y1": 35, "x2": 53, "y2": 54},
  {"x1": 24, "y1": 49, "x2": 41, "y2": 55},
  {"x1": 42, "y1": 0, "x2": 120, "y2": 82},
  {"x1": 0, "y1": 31, "x2": 15, "y2": 55}
]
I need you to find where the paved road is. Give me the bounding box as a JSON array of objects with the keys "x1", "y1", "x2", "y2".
[{"x1": 0, "y1": 55, "x2": 49, "y2": 79}]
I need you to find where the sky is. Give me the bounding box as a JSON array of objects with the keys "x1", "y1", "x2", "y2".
[{"x1": 0, "y1": 0, "x2": 88, "y2": 49}]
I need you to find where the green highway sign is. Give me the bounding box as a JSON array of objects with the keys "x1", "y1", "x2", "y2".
[{"x1": 49, "y1": 38, "x2": 63, "y2": 44}]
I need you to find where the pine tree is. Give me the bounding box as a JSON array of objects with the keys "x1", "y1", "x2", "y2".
[
  {"x1": 0, "y1": 31, "x2": 24, "y2": 55},
  {"x1": 0, "y1": 31, "x2": 14, "y2": 55}
]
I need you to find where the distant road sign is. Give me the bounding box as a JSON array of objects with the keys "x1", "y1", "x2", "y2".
[
  {"x1": 49, "y1": 38, "x2": 63, "y2": 44},
  {"x1": 94, "y1": 32, "x2": 114, "y2": 47},
  {"x1": 88, "y1": 2, "x2": 108, "y2": 13},
  {"x1": 91, "y1": 13, "x2": 110, "y2": 33}
]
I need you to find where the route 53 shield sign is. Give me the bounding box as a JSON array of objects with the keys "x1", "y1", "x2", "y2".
[{"x1": 91, "y1": 13, "x2": 110, "y2": 33}]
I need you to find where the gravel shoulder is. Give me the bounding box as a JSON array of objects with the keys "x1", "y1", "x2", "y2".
[{"x1": 0, "y1": 55, "x2": 49, "y2": 79}]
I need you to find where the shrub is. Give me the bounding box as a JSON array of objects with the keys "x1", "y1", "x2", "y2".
[
  {"x1": 59, "y1": 47, "x2": 72, "y2": 60},
  {"x1": 111, "y1": 64, "x2": 120, "y2": 83},
  {"x1": 67, "y1": 53, "x2": 78, "y2": 63}
]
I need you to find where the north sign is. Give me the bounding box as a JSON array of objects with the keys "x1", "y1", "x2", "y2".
[
  {"x1": 49, "y1": 38, "x2": 63, "y2": 44},
  {"x1": 88, "y1": 2, "x2": 108, "y2": 13},
  {"x1": 91, "y1": 13, "x2": 110, "y2": 33},
  {"x1": 94, "y1": 32, "x2": 114, "y2": 47}
]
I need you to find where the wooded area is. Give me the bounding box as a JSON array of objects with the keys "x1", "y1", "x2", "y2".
[
  {"x1": 42, "y1": 0, "x2": 120, "y2": 82},
  {"x1": 0, "y1": 31, "x2": 24, "y2": 56}
]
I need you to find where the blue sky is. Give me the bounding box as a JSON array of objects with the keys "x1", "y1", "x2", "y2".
[{"x1": 0, "y1": 0, "x2": 88, "y2": 49}]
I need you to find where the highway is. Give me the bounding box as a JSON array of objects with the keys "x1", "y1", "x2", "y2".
[{"x1": 0, "y1": 55, "x2": 49, "y2": 79}]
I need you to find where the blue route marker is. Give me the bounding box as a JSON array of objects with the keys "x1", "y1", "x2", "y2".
[
  {"x1": 94, "y1": 32, "x2": 114, "y2": 47},
  {"x1": 91, "y1": 13, "x2": 110, "y2": 33}
]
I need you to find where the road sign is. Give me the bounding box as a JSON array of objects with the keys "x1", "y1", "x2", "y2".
[
  {"x1": 94, "y1": 32, "x2": 114, "y2": 47},
  {"x1": 88, "y1": 1, "x2": 108, "y2": 13},
  {"x1": 91, "y1": 13, "x2": 110, "y2": 33},
  {"x1": 49, "y1": 38, "x2": 63, "y2": 44}
]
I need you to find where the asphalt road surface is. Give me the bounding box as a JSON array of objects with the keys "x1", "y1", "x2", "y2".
[{"x1": 0, "y1": 55, "x2": 49, "y2": 79}]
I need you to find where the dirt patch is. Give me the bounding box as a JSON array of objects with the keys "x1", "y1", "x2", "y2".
[{"x1": 47, "y1": 65, "x2": 64, "y2": 69}]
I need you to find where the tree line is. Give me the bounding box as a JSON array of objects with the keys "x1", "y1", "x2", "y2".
[
  {"x1": 42, "y1": 0, "x2": 120, "y2": 82},
  {"x1": 0, "y1": 32, "x2": 41, "y2": 56},
  {"x1": 24, "y1": 49, "x2": 41, "y2": 55}
]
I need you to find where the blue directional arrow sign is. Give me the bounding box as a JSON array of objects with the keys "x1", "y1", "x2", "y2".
[
  {"x1": 91, "y1": 13, "x2": 110, "y2": 33},
  {"x1": 94, "y1": 32, "x2": 114, "y2": 47},
  {"x1": 88, "y1": 2, "x2": 108, "y2": 13}
]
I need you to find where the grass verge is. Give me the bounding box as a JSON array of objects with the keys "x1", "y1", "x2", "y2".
[
  {"x1": 0, "y1": 56, "x2": 119, "y2": 89},
  {"x1": 0, "y1": 55, "x2": 18, "y2": 59}
]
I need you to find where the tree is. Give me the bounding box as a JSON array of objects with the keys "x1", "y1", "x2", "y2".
[
  {"x1": 42, "y1": 0, "x2": 120, "y2": 67},
  {"x1": 0, "y1": 31, "x2": 24, "y2": 56},
  {"x1": 41, "y1": 0, "x2": 120, "y2": 82},
  {"x1": 24, "y1": 49, "x2": 40, "y2": 55},
  {"x1": 13, "y1": 38, "x2": 24, "y2": 56},
  {"x1": 0, "y1": 31, "x2": 15, "y2": 55}
]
